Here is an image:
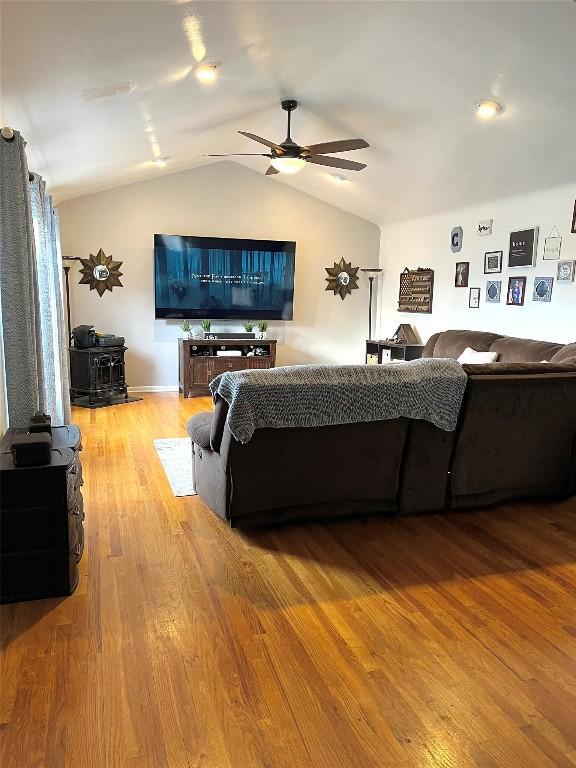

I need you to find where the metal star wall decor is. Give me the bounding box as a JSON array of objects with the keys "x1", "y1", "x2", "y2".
[
  {"x1": 78, "y1": 248, "x2": 123, "y2": 297},
  {"x1": 325, "y1": 257, "x2": 359, "y2": 300}
]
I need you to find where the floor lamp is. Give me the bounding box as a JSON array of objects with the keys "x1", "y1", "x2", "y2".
[
  {"x1": 360, "y1": 268, "x2": 383, "y2": 340},
  {"x1": 62, "y1": 257, "x2": 81, "y2": 344}
]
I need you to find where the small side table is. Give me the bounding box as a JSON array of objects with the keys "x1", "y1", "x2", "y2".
[
  {"x1": 366, "y1": 340, "x2": 424, "y2": 364},
  {"x1": 69, "y1": 346, "x2": 129, "y2": 406}
]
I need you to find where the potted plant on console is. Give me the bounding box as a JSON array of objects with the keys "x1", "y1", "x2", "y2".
[
  {"x1": 242, "y1": 321, "x2": 255, "y2": 337},
  {"x1": 200, "y1": 319, "x2": 211, "y2": 338},
  {"x1": 180, "y1": 320, "x2": 192, "y2": 340},
  {"x1": 257, "y1": 320, "x2": 268, "y2": 339}
]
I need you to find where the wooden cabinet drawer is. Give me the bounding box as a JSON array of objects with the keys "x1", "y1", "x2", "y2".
[
  {"x1": 208, "y1": 358, "x2": 251, "y2": 378},
  {"x1": 248, "y1": 357, "x2": 271, "y2": 369}
]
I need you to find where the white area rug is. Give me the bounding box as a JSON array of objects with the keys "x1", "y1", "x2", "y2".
[{"x1": 154, "y1": 438, "x2": 196, "y2": 497}]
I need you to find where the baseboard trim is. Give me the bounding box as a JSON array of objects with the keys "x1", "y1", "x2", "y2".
[{"x1": 128, "y1": 386, "x2": 179, "y2": 393}]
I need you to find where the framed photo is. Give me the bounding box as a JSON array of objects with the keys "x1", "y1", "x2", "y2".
[
  {"x1": 477, "y1": 219, "x2": 493, "y2": 236},
  {"x1": 486, "y1": 280, "x2": 502, "y2": 304},
  {"x1": 506, "y1": 276, "x2": 526, "y2": 306},
  {"x1": 469, "y1": 287, "x2": 480, "y2": 308},
  {"x1": 557, "y1": 260, "x2": 575, "y2": 282},
  {"x1": 543, "y1": 226, "x2": 562, "y2": 260},
  {"x1": 455, "y1": 261, "x2": 469, "y2": 287},
  {"x1": 450, "y1": 226, "x2": 463, "y2": 253},
  {"x1": 533, "y1": 277, "x2": 554, "y2": 303},
  {"x1": 508, "y1": 227, "x2": 538, "y2": 268},
  {"x1": 484, "y1": 250, "x2": 503, "y2": 274},
  {"x1": 571, "y1": 200, "x2": 576, "y2": 234}
]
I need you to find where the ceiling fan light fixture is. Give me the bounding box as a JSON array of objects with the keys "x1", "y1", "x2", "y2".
[
  {"x1": 270, "y1": 156, "x2": 306, "y2": 174},
  {"x1": 476, "y1": 99, "x2": 503, "y2": 119},
  {"x1": 195, "y1": 63, "x2": 218, "y2": 83}
]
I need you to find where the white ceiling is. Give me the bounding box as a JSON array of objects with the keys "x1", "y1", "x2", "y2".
[{"x1": 1, "y1": 1, "x2": 575, "y2": 224}]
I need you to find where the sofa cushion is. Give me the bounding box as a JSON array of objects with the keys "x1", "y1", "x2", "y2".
[
  {"x1": 186, "y1": 412, "x2": 213, "y2": 450},
  {"x1": 431, "y1": 330, "x2": 503, "y2": 359},
  {"x1": 457, "y1": 347, "x2": 499, "y2": 364},
  {"x1": 551, "y1": 342, "x2": 576, "y2": 363},
  {"x1": 489, "y1": 335, "x2": 563, "y2": 363}
]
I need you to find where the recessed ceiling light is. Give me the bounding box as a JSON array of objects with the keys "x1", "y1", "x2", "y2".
[
  {"x1": 195, "y1": 63, "x2": 218, "y2": 84},
  {"x1": 154, "y1": 157, "x2": 168, "y2": 168},
  {"x1": 270, "y1": 157, "x2": 306, "y2": 174},
  {"x1": 476, "y1": 100, "x2": 504, "y2": 119}
]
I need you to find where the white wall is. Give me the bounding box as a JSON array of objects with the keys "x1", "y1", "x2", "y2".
[
  {"x1": 58, "y1": 161, "x2": 380, "y2": 388},
  {"x1": 378, "y1": 184, "x2": 576, "y2": 345}
]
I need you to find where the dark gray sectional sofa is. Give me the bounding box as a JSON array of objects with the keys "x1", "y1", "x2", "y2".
[{"x1": 187, "y1": 331, "x2": 576, "y2": 526}]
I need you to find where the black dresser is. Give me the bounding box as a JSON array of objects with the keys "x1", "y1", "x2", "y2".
[
  {"x1": 0, "y1": 425, "x2": 84, "y2": 603},
  {"x1": 69, "y1": 345, "x2": 128, "y2": 406}
]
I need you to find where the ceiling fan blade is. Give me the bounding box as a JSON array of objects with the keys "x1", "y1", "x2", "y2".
[
  {"x1": 304, "y1": 139, "x2": 369, "y2": 155},
  {"x1": 265, "y1": 165, "x2": 280, "y2": 176},
  {"x1": 203, "y1": 153, "x2": 271, "y2": 157},
  {"x1": 306, "y1": 155, "x2": 367, "y2": 171},
  {"x1": 238, "y1": 131, "x2": 284, "y2": 151}
]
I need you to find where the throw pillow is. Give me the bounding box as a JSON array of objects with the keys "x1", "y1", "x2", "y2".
[{"x1": 457, "y1": 347, "x2": 499, "y2": 364}]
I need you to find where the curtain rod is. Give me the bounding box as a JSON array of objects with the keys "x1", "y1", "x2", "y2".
[{"x1": 2, "y1": 127, "x2": 35, "y2": 181}]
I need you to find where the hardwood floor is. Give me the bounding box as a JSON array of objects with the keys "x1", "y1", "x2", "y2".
[{"x1": 1, "y1": 393, "x2": 576, "y2": 768}]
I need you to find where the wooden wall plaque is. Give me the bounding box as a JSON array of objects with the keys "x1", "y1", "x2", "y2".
[{"x1": 398, "y1": 267, "x2": 434, "y2": 314}]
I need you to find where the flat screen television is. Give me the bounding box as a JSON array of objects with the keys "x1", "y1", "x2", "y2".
[{"x1": 154, "y1": 234, "x2": 296, "y2": 320}]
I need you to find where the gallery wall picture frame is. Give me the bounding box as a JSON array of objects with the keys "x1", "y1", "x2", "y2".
[
  {"x1": 533, "y1": 277, "x2": 554, "y2": 303},
  {"x1": 571, "y1": 200, "x2": 576, "y2": 234},
  {"x1": 451, "y1": 226, "x2": 463, "y2": 252},
  {"x1": 557, "y1": 260, "x2": 575, "y2": 282},
  {"x1": 486, "y1": 280, "x2": 502, "y2": 304},
  {"x1": 506, "y1": 276, "x2": 527, "y2": 306},
  {"x1": 455, "y1": 262, "x2": 469, "y2": 287},
  {"x1": 484, "y1": 250, "x2": 503, "y2": 274},
  {"x1": 469, "y1": 287, "x2": 480, "y2": 308},
  {"x1": 477, "y1": 219, "x2": 493, "y2": 236},
  {"x1": 508, "y1": 227, "x2": 538, "y2": 268},
  {"x1": 398, "y1": 267, "x2": 434, "y2": 314},
  {"x1": 542, "y1": 226, "x2": 562, "y2": 260},
  {"x1": 450, "y1": 227, "x2": 464, "y2": 253}
]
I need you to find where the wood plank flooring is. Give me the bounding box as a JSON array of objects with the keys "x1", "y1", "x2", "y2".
[{"x1": 1, "y1": 393, "x2": 576, "y2": 768}]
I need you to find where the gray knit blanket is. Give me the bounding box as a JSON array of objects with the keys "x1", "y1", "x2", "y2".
[{"x1": 209, "y1": 359, "x2": 467, "y2": 444}]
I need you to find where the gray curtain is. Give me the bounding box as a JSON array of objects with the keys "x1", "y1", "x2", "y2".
[
  {"x1": 30, "y1": 174, "x2": 71, "y2": 424},
  {"x1": 0, "y1": 130, "x2": 71, "y2": 426}
]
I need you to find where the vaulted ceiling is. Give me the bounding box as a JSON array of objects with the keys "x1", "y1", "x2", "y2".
[{"x1": 1, "y1": 1, "x2": 574, "y2": 224}]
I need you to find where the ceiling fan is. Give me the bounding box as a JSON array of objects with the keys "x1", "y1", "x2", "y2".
[{"x1": 205, "y1": 100, "x2": 369, "y2": 175}]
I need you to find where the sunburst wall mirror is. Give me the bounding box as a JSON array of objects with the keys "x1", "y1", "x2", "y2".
[
  {"x1": 79, "y1": 248, "x2": 123, "y2": 296},
  {"x1": 325, "y1": 258, "x2": 359, "y2": 300}
]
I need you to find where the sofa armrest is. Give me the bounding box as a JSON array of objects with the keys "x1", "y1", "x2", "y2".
[
  {"x1": 422, "y1": 332, "x2": 441, "y2": 358},
  {"x1": 186, "y1": 412, "x2": 213, "y2": 450},
  {"x1": 210, "y1": 395, "x2": 229, "y2": 452}
]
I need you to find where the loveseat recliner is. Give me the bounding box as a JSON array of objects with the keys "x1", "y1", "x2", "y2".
[{"x1": 422, "y1": 330, "x2": 576, "y2": 509}]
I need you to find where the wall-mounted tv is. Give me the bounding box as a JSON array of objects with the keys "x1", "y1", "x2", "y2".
[{"x1": 154, "y1": 234, "x2": 296, "y2": 320}]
